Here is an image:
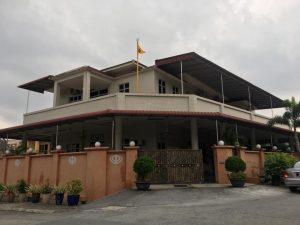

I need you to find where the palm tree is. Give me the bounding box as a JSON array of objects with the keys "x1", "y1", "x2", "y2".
[{"x1": 268, "y1": 97, "x2": 300, "y2": 152}]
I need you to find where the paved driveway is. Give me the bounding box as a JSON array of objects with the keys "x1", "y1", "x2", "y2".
[{"x1": 0, "y1": 185, "x2": 299, "y2": 225}]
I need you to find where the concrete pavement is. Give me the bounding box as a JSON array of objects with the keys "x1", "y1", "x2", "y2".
[{"x1": 0, "y1": 185, "x2": 299, "y2": 225}]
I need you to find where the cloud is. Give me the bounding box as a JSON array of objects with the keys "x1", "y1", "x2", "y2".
[{"x1": 0, "y1": 0, "x2": 300, "y2": 128}]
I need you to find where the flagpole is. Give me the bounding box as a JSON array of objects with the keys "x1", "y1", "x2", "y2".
[{"x1": 136, "y1": 39, "x2": 139, "y2": 94}]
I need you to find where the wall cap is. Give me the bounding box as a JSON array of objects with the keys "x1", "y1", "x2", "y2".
[{"x1": 84, "y1": 147, "x2": 110, "y2": 151}]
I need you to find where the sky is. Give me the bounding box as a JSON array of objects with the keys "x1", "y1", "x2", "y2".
[{"x1": 0, "y1": 0, "x2": 300, "y2": 129}]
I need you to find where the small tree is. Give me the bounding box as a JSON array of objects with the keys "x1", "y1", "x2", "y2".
[
  {"x1": 268, "y1": 97, "x2": 300, "y2": 152},
  {"x1": 133, "y1": 156, "x2": 155, "y2": 182}
]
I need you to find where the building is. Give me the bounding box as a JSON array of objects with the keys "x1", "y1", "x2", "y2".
[{"x1": 0, "y1": 52, "x2": 292, "y2": 183}]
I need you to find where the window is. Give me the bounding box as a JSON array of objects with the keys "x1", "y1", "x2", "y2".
[
  {"x1": 39, "y1": 144, "x2": 48, "y2": 154},
  {"x1": 69, "y1": 95, "x2": 82, "y2": 103},
  {"x1": 172, "y1": 86, "x2": 179, "y2": 94},
  {"x1": 119, "y1": 83, "x2": 130, "y2": 93},
  {"x1": 157, "y1": 142, "x2": 166, "y2": 149},
  {"x1": 158, "y1": 79, "x2": 166, "y2": 94},
  {"x1": 66, "y1": 143, "x2": 80, "y2": 152},
  {"x1": 90, "y1": 88, "x2": 108, "y2": 98}
]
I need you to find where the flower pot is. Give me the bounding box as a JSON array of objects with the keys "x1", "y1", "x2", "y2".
[
  {"x1": 67, "y1": 195, "x2": 80, "y2": 206},
  {"x1": 135, "y1": 181, "x2": 151, "y2": 191},
  {"x1": 6, "y1": 193, "x2": 15, "y2": 203},
  {"x1": 55, "y1": 193, "x2": 64, "y2": 205},
  {"x1": 31, "y1": 193, "x2": 40, "y2": 203},
  {"x1": 271, "y1": 175, "x2": 281, "y2": 186},
  {"x1": 40, "y1": 193, "x2": 51, "y2": 204},
  {"x1": 18, "y1": 193, "x2": 27, "y2": 202},
  {"x1": 229, "y1": 178, "x2": 246, "y2": 187}
]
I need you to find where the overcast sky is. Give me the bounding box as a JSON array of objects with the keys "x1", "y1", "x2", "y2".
[{"x1": 0, "y1": 0, "x2": 300, "y2": 128}]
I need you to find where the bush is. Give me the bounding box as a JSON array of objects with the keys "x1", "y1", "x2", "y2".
[
  {"x1": 4, "y1": 184, "x2": 16, "y2": 194},
  {"x1": 16, "y1": 179, "x2": 27, "y2": 194},
  {"x1": 52, "y1": 185, "x2": 66, "y2": 194},
  {"x1": 264, "y1": 153, "x2": 296, "y2": 177},
  {"x1": 67, "y1": 179, "x2": 83, "y2": 195},
  {"x1": 133, "y1": 156, "x2": 155, "y2": 181},
  {"x1": 225, "y1": 156, "x2": 246, "y2": 173},
  {"x1": 0, "y1": 183, "x2": 4, "y2": 193},
  {"x1": 41, "y1": 182, "x2": 53, "y2": 194},
  {"x1": 26, "y1": 184, "x2": 42, "y2": 194}
]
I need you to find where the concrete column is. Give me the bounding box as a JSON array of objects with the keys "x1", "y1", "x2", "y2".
[
  {"x1": 114, "y1": 116, "x2": 123, "y2": 150},
  {"x1": 250, "y1": 128, "x2": 256, "y2": 150},
  {"x1": 53, "y1": 82, "x2": 61, "y2": 107},
  {"x1": 82, "y1": 72, "x2": 91, "y2": 101},
  {"x1": 21, "y1": 133, "x2": 27, "y2": 151},
  {"x1": 190, "y1": 118, "x2": 199, "y2": 150}
]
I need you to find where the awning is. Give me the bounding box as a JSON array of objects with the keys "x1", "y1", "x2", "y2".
[
  {"x1": 18, "y1": 75, "x2": 54, "y2": 93},
  {"x1": 155, "y1": 52, "x2": 283, "y2": 109},
  {"x1": 0, "y1": 109, "x2": 291, "y2": 140}
]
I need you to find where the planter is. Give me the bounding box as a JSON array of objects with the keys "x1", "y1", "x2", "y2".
[
  {"x1": 229, "y1": 178, "x2": 246, "y2": 187},
  {"x1": 18, "y1": 193, "x2": 27, "y2": 202},
  {"x1": 6, "y1": 193, "x2": 15, "y2": 203},
  {"x1": 271, "y1": 175, "x2": 281, "y2": 186},
  {"x1": 31, "y1": 193, "x2": 40, "y2": 203},
  {"x1": 135, "y1": 181, "x2": 151, "y2": 191},
  {"x1": 40, "y1": 193, "x2": 51, "y2": 204},
  {"x1": 67, "y1": 195, "x2": 80, "y2": 206},
  {"x1": 55, "y1": 193, "x2": 64, "y2": 205}
]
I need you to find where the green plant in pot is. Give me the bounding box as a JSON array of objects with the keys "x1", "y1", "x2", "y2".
[
  {"x1": 3, "y1": 184, "x2": 16, "y2": 202},
  {"x1": 66, "y1": 179, "x2": 83, "y2": 206},
  {"x1": 40, "y1": 182, "x2": 53, "y2": 204},
  {"x1": 16, "y1": 179, "x2": 27, "y2": 202},
  {"x1": 0, "y1": 183, "x2": 4, "y2": 201},
  {"x1": 225, "y1": 156, "x2": 247, "y2": 187},
  {"x1": 52, "y1": 184, "x2": 66, "y2": 205},
  {"x1": 26, "y1": 184, "x2": 42, "y2": 203},
  {"x1": 264, "y1": 153, "x2": 296, "y2": 186},
  {"x1": 133, "y1": 156, "x2": 155, "y2": 191}
]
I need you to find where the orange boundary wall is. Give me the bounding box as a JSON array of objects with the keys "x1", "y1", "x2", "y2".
[
  {"x1": 0, "y1": 146, "x2": 137, "y2": 201},
  {"x1": 213, "y1": 145, "x2": 300, "y2": 184}
]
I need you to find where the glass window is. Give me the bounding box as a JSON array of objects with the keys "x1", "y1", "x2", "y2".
[
  {"x1": 66, "y1": 143, "x2": 80, "y2": 152},
  {"x1": 90, "y1": 88, "x2": 108, "y2": 98},
  {"x1": 159, "y1": 79, "x2": 166, "y2": 94},
  {"x1": 39, "y1": 144, "x2": 48, "y2": 154},
  {"x1": 119, "y1": 83, "x2": 130, "y2": 93},
  {"x1": 69, "y1": 95, "x2": 82, "y2": 103}
]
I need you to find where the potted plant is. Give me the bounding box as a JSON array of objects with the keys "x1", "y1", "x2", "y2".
[
  {"x1": 26, "y1": 184, "x2": 42, "y2": 203},
  {"x1": 133, "y1": 156, "x2": 155, "y2": 190},
  {"x1": 225, "y1": 156, "x2": 247, "y2": 187},
  {"x1": 66, "y1": 179, "x2": 83, "y2": 206},
  {"x1": 16, "y1": 179, "x2": 27, "y2": 202},
  {"x1": 40, "y1": 182, "x2": 53, "y2": 204},
  {"x1": 52, "y1": 184, "x2": 66, "y2": 205},
  {"x1": 3, "y1": 184, "x2": 16, "y2": 202},
  {"x1": 0, "y1": 183, "x2": 4, "y2": 201},
  {"x1": 264, "y1": 153, "x2": 296, "y2": 186}
]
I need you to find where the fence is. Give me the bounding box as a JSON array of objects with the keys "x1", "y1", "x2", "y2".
[
  {"x1": 0, "y1": 146, "x2": 137, "y2": 201},
  {"x1": 213, "y1": 145, "x2": 299, "y2": 184}
]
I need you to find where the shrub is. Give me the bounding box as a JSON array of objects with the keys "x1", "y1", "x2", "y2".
[
  {"x1": 67, "y1": 179, "x2": 83, "y2": 195},
  {"x1": 52, "y1": 185, "x2": 66, "y2": 194},
  {"x1": 41, "y1": 182, "x2": 53, "y2": 194},
  {"x1": 16, "y1": 179, "x2": 27, "y2": 194},
  {"x1": 264, "y1": 153, "x2": 296, "y2": 177},
  {"x1": 133, "y1": 156, "x2": 155, "y2": 181},
  {"x1": 0, "y1": 183, "x2": 4, "y2": 193},
  {"x1": 4, "y1": 184, "x2": 16, "y2": 194},
  {"x1": 225, "y1": 156, "x2": 246, "y2": 173},
  {"x1": 26, "y1": 184, "x2": 42, "y2": 194}
]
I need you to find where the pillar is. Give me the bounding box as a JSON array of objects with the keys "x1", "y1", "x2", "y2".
[
  {"x1": 21, "y1": 133, "x2": 27, "y2": 151},
  {"x1": 213, "y1": 145, "x2": 233, "y2": 184},
  {"x1": 53, "y1": 82, "x2": 61, "y2": 107},
  {"x1": 114, "y1": 116, "x2": 123, "y2": 150},
  {"x1": 123, "y1": 146, "x2": 138, "y2": 188},
  {"x1": 250, "y1": 128, "x2": 256, "y2": 150},
  {"x1": 190, "y1": 118, "x2": 199, "y2": 150},
  {"x1": 82, "y1": 72, "x2": 91, "y2": 101}
]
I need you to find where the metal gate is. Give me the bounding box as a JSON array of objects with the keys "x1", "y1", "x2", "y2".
[{"x1": 138, "y1": 149, "x2": 204, "y2": 184}]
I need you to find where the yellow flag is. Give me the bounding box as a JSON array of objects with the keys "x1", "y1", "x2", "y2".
[{"x1": 137, "y1": 42, "x2": 145, "y2": 54}]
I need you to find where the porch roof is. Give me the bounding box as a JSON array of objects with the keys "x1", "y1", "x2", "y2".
[
  {"x1": 0, "y1": 109, "x2": 292, "y2": 140},
  {"x1": 18, "y1": 75, "x2": 55, "y2": 93},
  {"x1": 155, "y1": 52, "x2": 284, "y2": 110}
]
